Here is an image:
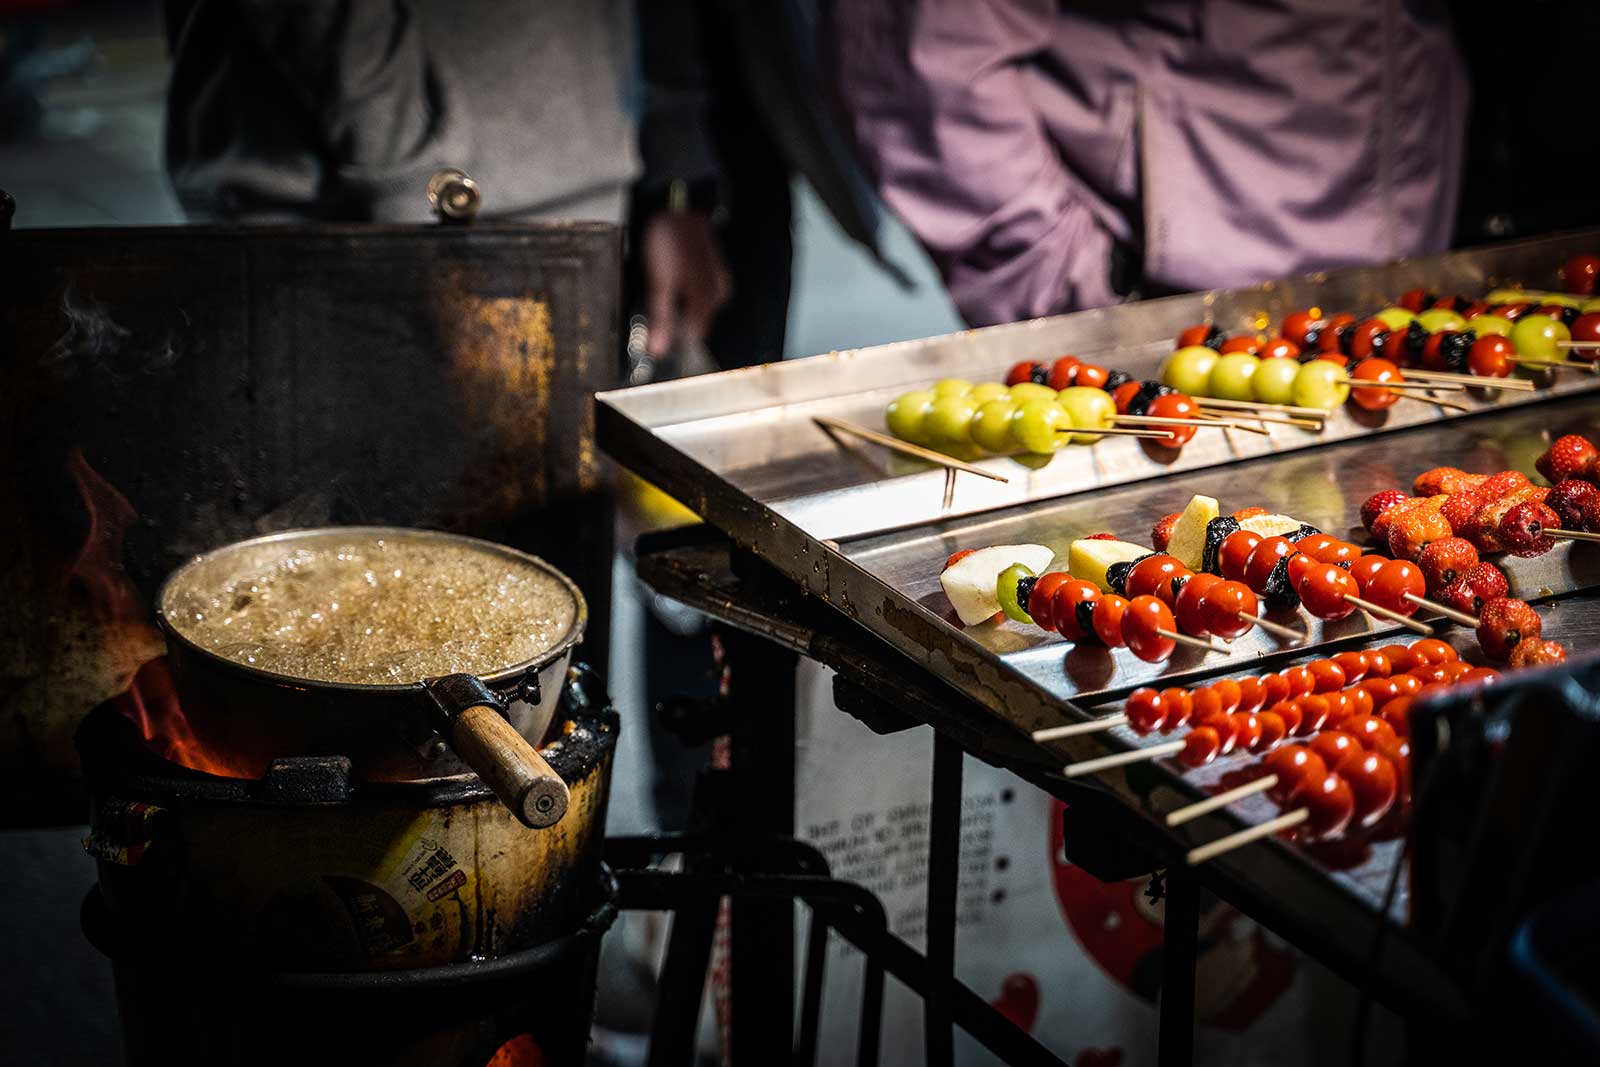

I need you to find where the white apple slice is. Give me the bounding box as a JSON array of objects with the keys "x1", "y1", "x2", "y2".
[
  {"x1": 1167, "y1": 495, "x2": 1220, "y2": 571},
  {"x1": 1238, "y1": 512, "x2": 1307, "y2": 539},
  {"x1": 1068, "y1": 538, "x2": 1151, "y2": 592},
  {"x1": 940, "y1": 544, "x2": 1056, "y2": 626}
]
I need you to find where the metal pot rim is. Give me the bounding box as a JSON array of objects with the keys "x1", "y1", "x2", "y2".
[{"x1": 155, "y1": 525, "x2": 588, "y2": 695}]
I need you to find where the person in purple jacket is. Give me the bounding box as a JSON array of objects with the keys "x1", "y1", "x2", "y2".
[{"x1": 823, "y1": 0, "x2": 1469, "y2": 328}]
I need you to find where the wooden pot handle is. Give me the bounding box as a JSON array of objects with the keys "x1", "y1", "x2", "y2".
[{"x1": 448, "y1": 704, "x2": 570, "y2": 828}]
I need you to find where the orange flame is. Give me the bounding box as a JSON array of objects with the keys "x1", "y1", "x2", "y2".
[{"x1": 64, "y1": 448, "x2": 246, "y2": 777}]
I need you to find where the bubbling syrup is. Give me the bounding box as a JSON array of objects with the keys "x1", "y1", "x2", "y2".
[{"x1": 163, "y1": 534, "x2": 577, "y2": 685}]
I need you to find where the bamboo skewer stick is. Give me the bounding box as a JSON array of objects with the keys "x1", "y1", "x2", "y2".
[
  {"x1": 1186, "y1": 809, "x2": 1308, "y2": 865},
  {"x1": 1239, "y1": 611, "x2": 1306, "y2": 643},
  {"x1": 1159, "y1": 628, "x2": 1222, "y2": 653},
  {"x1": 1056, "y1": 426, "x2": 1177, "y2": 440},
  {"x1": 1549, "y1": 527, "x2": 1600, "y2": 544},
  {"x1": 813, "y1": 416, "x2": 1011, "y2": 483},
  {"x1": 1557, "y1": 341, "x2": 1600, "y2": 350},
  {"x1": 1032, "y1": 715, "x2": 1128, "y2": 742},
  {"x1": 1402, "y1": 593, "x2": 1479, "y2": 627},
  {"x1": 1341, "y1": 378, "x2": 1467, "y2": 393},
  {"x1": 1402, "y1": 394, "x2": 1473, "y2": 414},
  {"x1": 1062, "y1": 739, "x2": 1186, "y2": 778},
  {"x1": 1347, "y1": 595, "x2": 1435, "y2": 635},
  {"x1": 1189, "y1": 396, "x2": 1328, "y2": 419},
  {"x1": 1191, "y1": 410, "x2": 1272, "y2": 436},
  {"x1": 1113, "y1": 415, "x2": 1264, "y2": 433},
  {"x1": 1401, "y1": 369, "x2": 1536, "y2": 392},
  {"x1": 1166, "y1": 775, "x2": 1279, "y2": 827},
  {"x1": 1196, "y1": 407, "x2": 1324, "y2": 430}
]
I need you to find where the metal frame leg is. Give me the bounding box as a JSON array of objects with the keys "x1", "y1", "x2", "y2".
[
  {"x1": 1159, "y1": 868, "x2": 1199, "y2": 1067},
  {"x1": 796, "y1": 908, "x2": 828, "y2": 1067},
  {"x1": 647, "y1": 897, "x2": 719, "y2": 1067},
  {"x1": 925, "y1": 732, "x2": 963, "y2": 1067}
]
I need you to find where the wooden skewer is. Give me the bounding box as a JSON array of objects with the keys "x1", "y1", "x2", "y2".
[
  {"x1": 1191, "y1": 410, "x2": 1272, "y2": 436},
  {"x1": 1032, "y1": 714, "x2": 1127, "y2": 741},
  {"x1": 1401, "y1": 369, "x2": 1536, "y2": 392},
  {"x1": 1166, "y1": 775, "x2": 1279, "y2": 827},
  {"x1": 1189, "y1": 396, "x2": 1327, "y2": 419},
  {"x1": 1402, "y1": 592, "x2": 1479, "y2": 627},
  {"x1": 1062, "y1": 739, "x2": 1185, "y2": 778},
  {"x1": 1340, "y1": 378, "x2": 1466, "y2": 392},
  {"x1": 1512, "y1": 357, "x2": 1598, "y2": 373},
  {"x1": 1186, "y1": 809, "x2": 1308, "y2": 865},
  {"x1": 812, "y1": 416, "x2": 1010, "y2": 483},
  {"x1": 1196, "y1": 407, "x2": 1324, "y2": 430},
  {"x1": 1346, "y1": 594, "x2": 1434, "y2": 635},
  {"x1": 1113, "y1": 415, "x2": 1263, "y2": 433},
  {"x1": 1549, "y1": 527, "x2": 1600, "y2": 544},
  {"x1": 1239, "y1": 611, "x2": 1305, "y2": 643},
  {"x1": 1158, "y1": 627, "x2": 1222, "y2": 653},
  {"x1": 1401, "y1": 394, "x2": 1472, "y2": 414},
  {"x1": 1056, "y1": 426, "x2": 1177, "y2": 440},
  {"x1": 1557, "y1": 341, "x2": 1600, "y2": 349}
]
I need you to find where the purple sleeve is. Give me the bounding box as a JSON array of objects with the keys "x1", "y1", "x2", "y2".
[{"x1": 826, "y1": 0, "x2": 1118, "y2": 326}]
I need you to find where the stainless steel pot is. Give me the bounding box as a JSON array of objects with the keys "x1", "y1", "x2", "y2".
[{"x1": 155, "y1": 527, "x2": 587, "y2": 828}]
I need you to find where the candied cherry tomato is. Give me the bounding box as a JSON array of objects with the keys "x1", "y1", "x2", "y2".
[
  {"x1": 1561, "y1": 254, "x2": 1600, "y2": 296},
  {"x1": 1076, "y1": 363, "x2": 1111, "y2": 390},
  {"x1": 1046, "y1": 356, "x2": 1081, "y2": 390},
  {"x1": 1027, "y1": 572, "x2": 1072, "y2": 631},
  {"x1": 1298, "y1": 562, "x2": 1359, "y2": 620},
  {"x1": 1293, "y1": 694, "x2": 1331, "y2": 736},
  {"x1": 1176, "y1": 324, "x2": 1218, "y2": 349},
  {"x1": 1261, "y1": 673, "x2": 1292, "y2": 706},
  {"x1": 1236, "y1": 676, "x2": 1268, "y2": 714},
  {"x1": 1159, "y1": 687, "x2": 1194, "y2": 732},
  {"x1": 1281, "y1": 665, "x2": 1316, "y2": 698},
  {"x1": 1005, "y1": 361, "x2": 1043, "y2": 386},
  {"x1": 1230, "y1": 711, "x2": 1264, "y2": 752},
  {"x1": 1262, "y1": 745, "x2": 1328, "y2": 802},
  {"x1": 1332, "y1": 651, "x2": 1368, "y2": 684},
  {"x1": 1281, "y1": 310, "x2": 1323, "y2": 349},
  {"x1": 1349, "y1": 554, "x2": 1389, "y2": 592},
  {"x1": 1156, "y1": 568, "x2": 1192, "y2": 610},
  {"x1": 1218, "y1": 530, "x2": 1264, "y2": 581},
  {"x1": 1125, "y1": 687, "x2": 1168, "y2": 734},
  {"x1": 1305, "y1": 660, "x2": 1346, "y2": 695},
  {"x1": 1201, "y1": 580, "x2": 1260, "y2": 640},
  {"x1": 1365, "y1": 560, "x2": 1425, "y2": 615},
  {"x1": 1291, "y1": 772, "x2": 1357, "y2": 840},
  {"x1": 1309, "y1": 730, "x2": 1361, "y2": 767},
  {"x1": 1392, "y1": 673, "x2": 1423, "y2": 699},
  {"x1": 1244, "y1": 536, "x2": 1296, "y2": 592},
  {"x1": 1145, "y1": 393, "x2": 1199, "y2": 447},
  {"x1": 1052, "y1": 578, "x2": 1102, "y2": 641},
  {"x1": 1467, "y1": 335, "x2": 1514, "y2": 378},
  {"x1": 1346, "y1": 686, "x2": 1375, "y2": 718},
  {"x1": 1112, "y1": 381, "x2": 1142, "y2": 413},
  {"x1": 1218, "y1": 334, "x2": 1262, "y2": 355},
  {"x1": 1360, "y1": 677, "x2": 1401, "y2": 710},
  {"x1": 1207, "y1": 679, "x2": 1243, "y2": 715},
  {"x1": 1127, "y1": 554, "x2": 1185, "y2": 600},
  {"x1": 1343, "y1": 715, "x2": 1399, "y2": 749},
  {"x1": 1363, "y1": 650, "x2": 1393, "y2": 678},
  {"x1": 1268, "y1": 698, "x2": 1303, "y2": 735},
  {"x1": 1122, "y1": 595, "x2": 1178, "y2": 662},
  {"x1": 1261, "y1": 336, "x2": 1302, "y2": 360},
  {"x1": 1350, "y1": 357, "x2": 1403, "y2": 411},
  {"x1": 1256, "y1": 710, "x2": 1288, "y2": 749},
  {"x1": 1286, "y1": 550, "x2": 1321, "y2": 591},
  {"x1": 1378, "y1": 643, "x2": 1415, "y2": 673},
  {"x1": 1092, "y1": 594, "x2": 1130, "y2": 647},
  {"x1": 1335, "y1": 749, "x2": 1398, "y2": 827},
  {"x1": 1295, "y1": 534, "x2": 1339, "y2": 560},
  {"x1": 1174, "y1": 572, "x2": 1221, "y2": 636},
  {"x1": 1180, "y1": 726, "x2": 1223, "y2": 768},
  {"x1": 1346, "y1": 319, "x2": 1391, "y2": 359},
  {"x1": 1380, "y1": 695, "x2": 1413, "y2": 736},
  {"x1": 1409, "y1": 663, "x2": 1451, "y2": 686},
  {"x1": 1409, "y1": 638, "x2": 1458, "y2": 664}
]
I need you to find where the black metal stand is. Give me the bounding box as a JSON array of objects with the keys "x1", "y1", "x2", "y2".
[
  {"x1": 925, "y1": 732, "x2": 963, "y2": 1067},
  {"x1": 1159, "y1": 870, "x2": 1199, "y2": 1067}
]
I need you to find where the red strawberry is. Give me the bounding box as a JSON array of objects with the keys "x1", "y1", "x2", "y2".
[
  {"x1": 1508, "y1": 637, "x2": 1568, "y2": 669},
  {"x1": 1535, "y1": 434, "x2": 1599, "y2": 484},
  {"x1": 1583, "y1": 492, "x2": 1600, "y2": 534},
  {"x1": 1086, "y1": 532, "x2": 1119, "y2": 541},
  {"x1": 1439, "y1": 487, "x2": 1488, "y2": 532},
  {"x1": 1232, "y1": 506, "x2": 1269, "y2": 522},
  {"x1": 1417, "y1": 537, "x2": 1479, "y2": 590},
  {"x1": 1479, "y1": 470, "x2": 1531, "y2": 500},
  {"x1": 1387, "y1": 507, "x2": 1452, "y2": 561},
  {"x1": 1437, "y1": 577, "x2": 1480, "y2": 617},
  {"x1": 1360, "y1": 490, "x2": 1410, "y2": 536},
  {"x1": 1151, "y1": 513, "x2": 1182, "y2": 553},
  {"x1": 1545, "y1": 479, "x2": 1598, "y2": 530},
  {"x1": 1476, "y1": 598, "x2": 1542, "y2": 661},
  {"x1": 1412, "y1": 467, "x2": 1482, "y2": 498},
  {"x1": 1462, "y1": 562, "x2": 1509, "y2": 606},
  {"x1": 1499, "y1": 501, "x2": 1561, "y2": 557}
]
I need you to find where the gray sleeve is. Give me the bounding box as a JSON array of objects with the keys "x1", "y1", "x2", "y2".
[{"x1": 231, "y1": 0, "x2": 472, "y2": 217}]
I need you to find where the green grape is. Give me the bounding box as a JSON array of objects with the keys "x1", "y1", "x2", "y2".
[
  {"x1": 1374, "y1": 307, "x2": 1416, "y2": 330},
  {"x1": 1291, "y1": 360, "x2": 1350, "y2": 410},
  {"x1": 1583, "y1": 298, "x2": 1600, "y2": 315},
  {"x1": 1416, "y1": 308, "x2": 1467, "y2": 333},
  {"x1": 968, "y1": 381, "x2": 1011, "y2": 404},
  {"x1": 996, "y1": 563, "x2": 1035, "y2": 623},
  {"x1": 1056, "y1": 387, "x2": 1115, "y2": 444},
  {"x1": 885, "y1": 390, "x2": 936, "y2": 442},
  {"x1": 1010, "y1": 399, "x2": 1071, "y2": 454},
  {"x1": 1209, "y1": 352, "x2": 1261, "y2": 401},
  {"x1": 924, "y1": 395, "x2": 980, "y2": 445},
  {"x1": 1485, "y1": 288, "x2": 1529, "y2": 305},
  {"x1": 1162, "y1": 345, "x2": 1219, "y2": 396},
  {"x1": 1536, "y1": 293, "x2": 1584, "y2": 309},
  {"x1": 1008, "y1": 382, "x2": 1058, "y2": 404},
  {"x1": 970, "y1": 398, "x2": 1018, "y2": 452},
  {"x1": 932, "y1": 378, "x2": 973, "y2": 398},
  {"x1": 1470, "y1": 314, "x2": 1513, "y2": 338},
  {"x1": 1510, "y1": 314, "x2": 1571, "y2": 362},
  {"x1": 1253, "y1": 357, "x2": 1301, "y2": 405}
]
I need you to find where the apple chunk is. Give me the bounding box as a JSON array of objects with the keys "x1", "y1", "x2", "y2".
[{"x1": 940, "y1": 544, "x2": 1056, "y2": 625}]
